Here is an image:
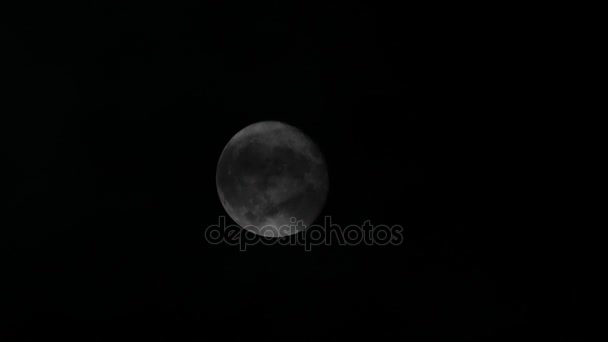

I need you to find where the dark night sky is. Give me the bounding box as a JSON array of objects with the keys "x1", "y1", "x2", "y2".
[{"x1": 5, "y1": 1, "x2": 546, "y2": 341}]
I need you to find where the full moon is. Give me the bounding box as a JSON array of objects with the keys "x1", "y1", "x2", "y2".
[{"x1": 216, "y1": 121, "x2": 329, "y2": 237}]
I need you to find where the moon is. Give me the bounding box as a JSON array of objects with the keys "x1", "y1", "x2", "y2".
[{"x1": 216, "y1": 121, "x2": 329, "y2": 237}]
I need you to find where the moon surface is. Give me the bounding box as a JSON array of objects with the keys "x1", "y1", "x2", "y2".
[{"x1": 216, "y1": 121, "x2": 329, "y2": 237}]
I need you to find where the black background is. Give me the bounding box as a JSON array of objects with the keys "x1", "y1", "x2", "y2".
[{"x1": 6, "y1": 1, "x2": 542, "y2": 341}]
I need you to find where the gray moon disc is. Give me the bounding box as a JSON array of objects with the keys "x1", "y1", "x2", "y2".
[{"x1": 216, "y1": 121, "x2": 329, "y2": 237}]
